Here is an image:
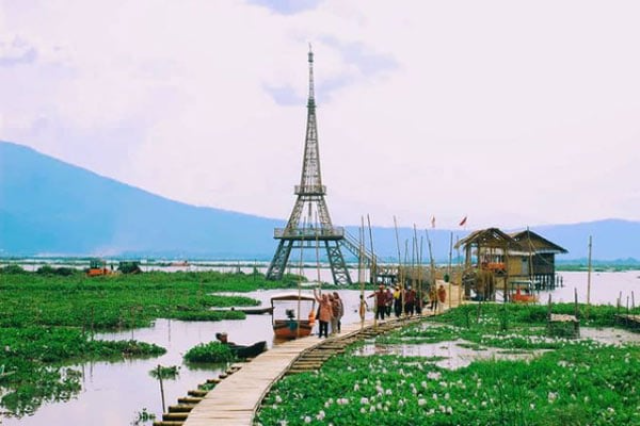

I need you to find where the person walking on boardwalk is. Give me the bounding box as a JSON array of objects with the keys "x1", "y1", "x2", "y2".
[
  {"x1": 385, "y1": 287, "x2": 393, "y2": 317},
  {"x1": 332, "y1": 292, "x2": 344, "y2": 333},
  {"x1": 358, "y1": 294, "x2": 368, "y2": 322},
  {"x1": 405, "y1": 285, "x2": 417, "y2": 316},
  {"x1": 393, "y1": 285, "x2": 403, "y2": 318},
  {"x1": 437, "y1": 284, "x2": 447, "y2": 312},
  {"x1": 313, "y1": 289, "x2": 333, "y2": 338},
  {"x1": 429, "y1": 285, "x2": 438, "y2": 312},
  {"x1": 368, "y1": 284, "x2": 387, "y2": 320}
]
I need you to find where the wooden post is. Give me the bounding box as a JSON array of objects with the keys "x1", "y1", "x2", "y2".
[
  {"x1": 448, "y1": 232, "x2": 453, "y2": 310},
  {"x1": 359, "y1": 217, "x2": 365, "y2": 329},
  {"x1": 546, "y1": 294, "x2": 552, "y2": 333},
  {"x1": 586, "y1": 236, "x2": 592, "y2": 317},
  {"x1": 394, "y1": 216, "x2": 404, "y2": 319},
  {"x1": 157, "y1": 364, "x2": 166, "y2": 413}
]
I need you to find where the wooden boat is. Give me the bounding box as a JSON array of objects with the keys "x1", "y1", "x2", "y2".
[
  {"x1": 510, "y1": 280, "x2": 538, "y2": 303},
  {"x1": 270, "y1": 293, "x2": 317, "y2": 339},
  {"x1": 228, "y1": 341, "x2": 267, "y2": 358}
]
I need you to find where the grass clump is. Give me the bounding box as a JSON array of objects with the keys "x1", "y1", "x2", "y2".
[{"x1": 184, "y1": 342, "x2": 234, "y2": 363}]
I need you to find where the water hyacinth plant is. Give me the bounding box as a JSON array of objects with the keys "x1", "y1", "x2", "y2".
[
  {"x1": 184, "y1": 341, "x2": 235, "y2": 363},
  {"x1": 257, "y1": 304, "x2": 640, "y2": 425}
]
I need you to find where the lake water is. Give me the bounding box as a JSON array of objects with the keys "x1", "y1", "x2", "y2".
[{"x1": 2, "y1": 271, "x2": 639, "y2": 425}]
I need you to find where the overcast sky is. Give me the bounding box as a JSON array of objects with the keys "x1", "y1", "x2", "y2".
[{"x1": 1, "y1": 0, "x2": 639, "y2": 229}]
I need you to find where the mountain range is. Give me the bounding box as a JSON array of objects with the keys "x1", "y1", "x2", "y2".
[{"x1": 1, "y1": 141, "x2": 638, "y2": 262}]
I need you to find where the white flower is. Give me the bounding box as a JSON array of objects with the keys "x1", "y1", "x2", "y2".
[
  {"x1": 548, "y1": 392, "x2": 558, "y2": 403},
  {"x1": 316, "y1": 410, "x2": 325, "y2": 421},
  {"x1": 275, "y1": 395, "x2": 283, "y2": 403},
  {"x1": 304, "y1": 416, "x2": 312, "y2": 423},
  {"x1": 432, "y1": 393, "x2": 438, "y2": 400},
  {"x1": 353, "y1": 384, "x2": 360, "y2": 391},
  {"x1": 278, "y1": 420, "x2": 288, "y2": 426},
  {"x1": 418, "y1": 398, "x2": 427, "y2": 406},
  {"x1": 427, "y1": 371, "x2": 441, "y2": 380},
  {"x1": 385, "y1": 389, "x2": 392, "y2": 395},
  {"x1": 360, "y1": 397, "x2": 369, "y2": 405}
]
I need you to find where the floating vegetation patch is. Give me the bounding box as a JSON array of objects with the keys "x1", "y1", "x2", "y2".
[
  {"x1": 257, "y1": 304, "x2": 640, "y2": 425},
  {"x1": 184, "y1": 341, "x2": 234, "y2": 363},
  {"x1": 149, "y1": 365, "x2": 180, "y2": 380},
  {"x1": 0, "y1": 270, "x2": 279, "y2": 417}
]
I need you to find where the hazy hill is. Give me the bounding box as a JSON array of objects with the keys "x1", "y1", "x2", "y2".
[
  {"x1": 1, "y1": 141, "x2": 638, "y2": 261},
  {"x1": 0, "y1": 141, "x2": 283, "y2": 258}
]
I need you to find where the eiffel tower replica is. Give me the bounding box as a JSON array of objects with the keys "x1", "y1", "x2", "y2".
[{"x1": 266, "y1": 47, "x2": 352, "y2": 285}]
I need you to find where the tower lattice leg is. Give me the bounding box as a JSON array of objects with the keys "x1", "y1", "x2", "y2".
[
  {"x1": 266, "y1": 240, "x2": 293, "y2": 281},
  {"x1": 325, "y1": 240, "x2": 352, "y2": 285}
]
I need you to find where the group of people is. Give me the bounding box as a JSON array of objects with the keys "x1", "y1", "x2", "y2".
[
  {"x1": 313, "y1": 289, "x2": 345, "y2": 338},
  {"x1": 368, "y1": 283, "x2": 447, "y2": 320}
]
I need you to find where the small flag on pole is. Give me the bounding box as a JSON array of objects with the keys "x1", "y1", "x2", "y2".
[
  {"x1": 459, "y1": 215, "x2": 468, "y2": 227},
  {"x1": 431, "y1": 216, "x2": 436, "y2": 229}
]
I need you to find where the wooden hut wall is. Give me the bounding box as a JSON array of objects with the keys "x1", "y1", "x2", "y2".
[
  {"x1": 532, "y1": 253, "x2": 555, "y2": 276},
  {"x1": 507, "y1": 256, "x2": 524, "y2": 277}
]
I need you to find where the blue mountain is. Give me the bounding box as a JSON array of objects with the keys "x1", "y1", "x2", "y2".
[
  {"x1": 1, "y1": 141, "x2": 638, "y2": 261},
  {"x1": 0, "y1": 141, "x2": 283, "y2": 258}
]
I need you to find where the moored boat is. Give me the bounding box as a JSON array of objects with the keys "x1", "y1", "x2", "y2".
[
  {"x1": 228, "y1": 341, "x2": 267, "y2": 358},
  {"x1": 271, "y1": 293, "x2": 317, "y2": 339}
]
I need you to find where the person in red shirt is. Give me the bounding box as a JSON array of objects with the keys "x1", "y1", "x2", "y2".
[{"x1": 368, "y1": 284, "x2": 387, "y2": 320}]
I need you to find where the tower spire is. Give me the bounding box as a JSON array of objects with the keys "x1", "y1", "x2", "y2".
[
  {"x1": 307, "y1": 44, "x2": 315, "y2": 108},
  {"x1": 266, "y1": 48, "x2": 352, "y2": 285}
]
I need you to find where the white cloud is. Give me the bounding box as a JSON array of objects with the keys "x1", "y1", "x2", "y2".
[{"x1": 1, "y1": 0, "x2": 639, "y2": 230}]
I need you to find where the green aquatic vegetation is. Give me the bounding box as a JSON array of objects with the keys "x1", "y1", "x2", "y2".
[
  {"x1": 0, "y1": 270, "x2": 277, "y2": 416},
  {"x1": 0, "y1": 271, "x2": 271, "y2": 330},
  {"x1": 257, "y1": 343, "x2": 640, "y2": 425},
  {"x1": 149, "y1": 365, "x2": 180, "y2": 380},
  {"x1": 0, "y1": 327, "x2": 165, "y2": 416},
  {"x1": 131, "y1": 407, "x2": 156, "y2": 425},
  {"x1": 258, "y1": 304, "x2": 640, "y2": 425},
  {"x1": 184, "y1": 341, "x2": 234, "y2": 363}
]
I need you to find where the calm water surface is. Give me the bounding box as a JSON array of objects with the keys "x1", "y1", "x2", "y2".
[{"x1": 3, "y1": 271, "x2": 639, "y2": 425}]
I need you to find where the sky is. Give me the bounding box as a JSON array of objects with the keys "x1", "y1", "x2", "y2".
[{"x1": 1, "y1": 0, "x2": 639, "y2": 230}]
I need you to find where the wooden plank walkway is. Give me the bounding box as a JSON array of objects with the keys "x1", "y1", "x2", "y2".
[{"x1": 180, "y1": 281, "x2": 462, "y2": 426}]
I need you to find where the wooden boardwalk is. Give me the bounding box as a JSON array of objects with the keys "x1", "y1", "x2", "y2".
[{"x1": 179, "y1": 281, "x2": 462, "y2": 426}]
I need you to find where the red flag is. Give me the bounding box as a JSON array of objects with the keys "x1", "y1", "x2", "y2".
[
  {"x1": 431, "y1": 216, "x2": 436, "y2": 228},
  {"x1": 459, "y1": 216, "x2": 467, "y2": 227}
]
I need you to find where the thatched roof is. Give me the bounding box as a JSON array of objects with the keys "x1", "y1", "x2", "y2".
[
  {"x1": 454, "y1": 227, "x2": 524, "y2": 250},
  {"x1": 510, "y1": 230, "x2": 568, "y2": 254}
]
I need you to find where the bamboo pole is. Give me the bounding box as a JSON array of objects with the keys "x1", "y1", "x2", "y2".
[
  {"x1": 157, "y1": 364, "x2": 166, "y2": 413},
  {"x1": 367, "y1": 214, "x2": 375, "y2": 285},
  {"x1": 425, "y1": 229, "x2": 437, "y2": 312},
  {"x1": 586, "y1": 235, "x2": 593, "y2": 317},
  {"x1": 368, "y1": 215, "x2": 379, "y2": 328},
  {"x1": 448, "y1": 232, "x2": 453, "y2": 310},
  {"x1": 393, "y1": 216, "x2": 404, "y2": 318},
  {"x1": 297, "y1": 218, "x2": 306, "y2": 339},
  {"x1": 413, "y1": 225, "x2": 422, "y2": 315},
  {"x1": 359, "y1": 216, "x2": 366, "y2": 328}
]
